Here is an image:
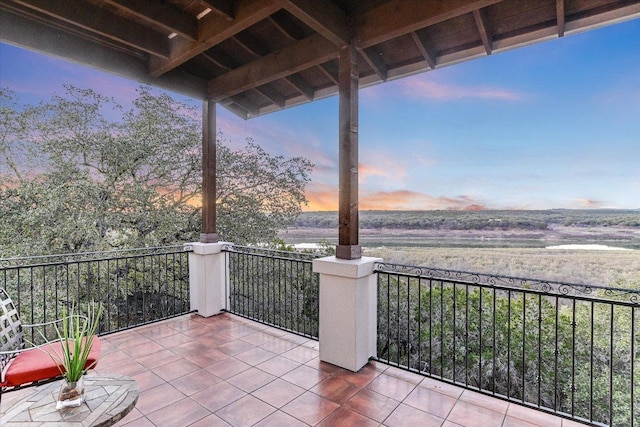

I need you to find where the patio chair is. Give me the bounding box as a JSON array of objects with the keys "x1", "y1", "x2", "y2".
[{"x1": 0, "y1": 288, "x2": 101, "y2": 393}]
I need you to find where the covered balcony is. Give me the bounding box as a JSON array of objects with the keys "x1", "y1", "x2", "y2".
[
  {"x1": 4, "y1": 312, "x2": 589, "y2": 427},
  {"x1": 2, "y1": 246, "x2": 638, "y2": 426},
  {"x1": 1, "y1": 1, "x2": 640, "y2": 426}
]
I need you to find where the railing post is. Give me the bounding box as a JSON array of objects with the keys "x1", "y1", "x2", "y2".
[
  {"x1": 313, "y1": 255, "x2": 382, "y2": 371},
  {"x1": 186, "y1": 242, "x2": 230, "y2": 317}
]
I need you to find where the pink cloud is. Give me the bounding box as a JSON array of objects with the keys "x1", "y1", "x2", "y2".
[
  {"x1": 359, "y1": 163, "x2": 389, "y2": 181},
  {"x1": 403, "y1": 77, "x2": 525, "y2": 101},
  {"x1": 576, "y1": 198, "x2": 606, "y2": 208},
  {"x1": 363, "y1": 74, "x2": 526, "y2": 103},
  {"x1": 303, "y1": 187, "x2": 488, "y2": 211},
  {"x1": 304, "y1": 183, "x2": 338, "y2": 211},
  {"x1": 359, "y1": 190, "x2": 485, "y2": 210}
]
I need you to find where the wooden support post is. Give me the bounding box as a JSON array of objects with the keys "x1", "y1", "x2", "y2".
[
  {"x1": 336, "y1": 44, "x2": 361, "y2": 260},
  {"x1": 201, "y1": 99, "x2": 219, "y2": 243}
]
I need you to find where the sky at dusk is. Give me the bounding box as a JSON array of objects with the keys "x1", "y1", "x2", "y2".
[{"x1": 1, "y1": 18, "x2": 639, "y2": 211}]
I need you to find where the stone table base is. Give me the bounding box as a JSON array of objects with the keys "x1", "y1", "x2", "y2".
[{"x1": 1, "y1": 372, "x2": 138, "y2": 426}]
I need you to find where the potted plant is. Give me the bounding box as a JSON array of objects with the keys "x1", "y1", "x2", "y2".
[{"x1": 45, "y1": 302, "x2": 103, "y2": 409}]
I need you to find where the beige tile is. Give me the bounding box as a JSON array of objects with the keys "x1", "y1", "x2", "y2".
[
  {"x1": 403, "y1": 386, "x2": 457, "y2": 419},
  {"x1": 146, "y1": 397, "x2": 210, "y2": 426},
  {"x1": 343, "y1": 389, "x2": 400, "y2": 423},
  {"x1": 458, "y1": 389, "x2": 509, "y2": 414},
  {"x1": 317, "y1": 407, "x2": 379, "y2": 427},
  {"x1": 506, "y1": 404, "x2": 562, "y2": 427},
  {"x1": 135, "y1": 383, "x2": 186, "y2": 415},
  {"x1": 215, "y1": 394, "x2": 276, "y2": 426},
  {"x1": 447, "y1": 400, "x2": 505, "y2": 427},
  {"x1": 226, "y1": 367, "x2": 276, "y2": 393},
  {"x1": 190, "y1": 382, "x2": 245, "y2": 412},
  {"x1": 367, "y1": 373, "x2": 416, "y2": 401},
  {"x1": 252, "y1": 378, "x2": 306, "y2": 408},
  {"x1": 281, "y1": 391, "x2": 340, "y2": 425},
  {"x1": 385, "y1": 403, "x2": 445, "y2": 427}
]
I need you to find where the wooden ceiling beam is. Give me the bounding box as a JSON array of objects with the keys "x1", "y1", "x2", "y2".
[
  {"x1": 201, "y1": 0, "x2": 235, "y2": 21},
  {"x1": 410, "y1": 30, "x2": 436, "y2": 69},
  {"x1": 269, "y1": 15, "x2": 297, "y2": 41},
  {"x1": 0, "y1": 8, "x2": 208, "y2": 99},
  {"x1": 359, "y1": 46, "x2": 387, "y2": 81},
  {"x1": 233, "y1": 32, "x2": 270, "y2": 57},
  {"x1": 254, "y1": 85, "x2": 286, "y2": 108},
  {"x1": 318, "y1": 62, "x2": 339, "y2": 85},
  {"x1": 149, "y1": 0, "x2": 281, "y2": 78},
  {"x1": 229, "y1": 94, "x2": 261, "y2": 117},
  {"x1": 268, "y1": 14, "x2": 307, "y2": 41},
  {"x1": 357, "y1": 0, "x2": 503, "y2": 49},
  {"x1": 473, "y1": 8, "x2": 492, "y2": 55},
  {"x1": 201, "y1": 53, "x2": 232, "y2": 71},
  {"x1": 285, "y1": 75, "x2": 315, "y2": 100},
  {"x1": 219, "y1": 99, "x2": 249, "y2": 119},
  {"x1": 557, "y1": 0, "x2": 565, "y2": 37},
  {"x1": 208, "y1": 33, "x2": 338, "y2": 101},
  {"x1": 280, "y1": 0, "x2": 350, "y2": 46},
  {"x1": 10, "y1": 0, "x2": 170, "y2": 58},
  {"x1": 103, "y1": 0, "x2": 198, "y2": 41}
]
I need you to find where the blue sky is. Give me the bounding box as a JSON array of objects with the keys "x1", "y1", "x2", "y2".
[{"x1": 1, "y1": 18, "x2": 639, "y2": 211}]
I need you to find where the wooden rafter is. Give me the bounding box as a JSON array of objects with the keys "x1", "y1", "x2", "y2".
[
  {"x1": 268, "y1": 14, "x2": 307, "y2": 41},
  {"x1": 3, "y1": 0, "x2": 640, "y2": 120},
  {"x1": 208, "y1": 33, "x2": 338, "y2": 101},
  {"x1": 318, "y1": 62, "x2": 339, "y2": 85},
  {"x1": 280, "y1": 0, "x2": 350, "y2": 47},
  {"x1": 233, "y1": 32, "x2": 270, "y2": 57},
  {"x1": 201, "y1": 0, "x2": 235, "y2": 21},
  {"x1": 473, "y1": 8, "x2": 492, "y2": 55},
  {"x1": 410, "y1": 30, "x2": 437, "y2": 69},
  {"x1": 359, "y1": 46, "x2": 387, "y2": 81},
  {"x1": 10, "y1": 0, "x2": 170, "y2": 58},
  {"x1": 229, "y1": 94, "x2": 261, "y2": 117},
  {"x1": 103, "y1": 0, "x2": 198, "y2": 41},
  {"x1": 219, "y1": 100, "x2": 249, "y2": 119},
  {"x1": 149, "y1": 0, "x2": 281, "y2": 78},
  {"x1": 357, "y1": 0, "x2": 503, "y2": 48},
  {"x1": 201, "y1": 52, "x2": 233, "y2": 72},
  {"x1": 285, "y1": 75, "x2": 315, "y2": 100},
  {"x1": 0, "y1": 8, "x2": 208, "y2": 99},
  {"x1": 254, "y1": 85, "x2": 286, "y2": 108}
]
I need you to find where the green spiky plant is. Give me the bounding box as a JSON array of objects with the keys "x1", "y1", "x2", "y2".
[{"x1": 48, "y1": 302, "x2": 103, "y2": 382}]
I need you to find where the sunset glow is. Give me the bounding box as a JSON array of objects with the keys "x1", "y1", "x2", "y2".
[{"x1": 2, "y1": 17, "x2": 639, "y2": 211}]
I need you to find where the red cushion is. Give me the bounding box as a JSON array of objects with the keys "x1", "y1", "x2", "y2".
[{"x1": 3, "y1": 337, "x2": 101, "y2": 387}]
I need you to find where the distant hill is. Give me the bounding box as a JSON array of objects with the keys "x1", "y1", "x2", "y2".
[{"x1": 295, "y1": 209, "x2": 640, "y2": 231}]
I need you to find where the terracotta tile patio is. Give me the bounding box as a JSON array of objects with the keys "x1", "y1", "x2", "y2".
[{"x1": 13, "y1": 313, "x2": 593, "y2": 426}]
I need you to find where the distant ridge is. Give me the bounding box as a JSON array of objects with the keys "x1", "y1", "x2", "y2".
[{"x1": 295, "y1": 209, "x2": 640, "y2": 230}]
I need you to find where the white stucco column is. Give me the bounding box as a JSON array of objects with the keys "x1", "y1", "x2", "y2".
[
  {"x1": 186, "y1": 242, "x2": 229, "y2": 317},
  {"x1": 313, "y1": 256, "x2": 382, "y2": 372}
]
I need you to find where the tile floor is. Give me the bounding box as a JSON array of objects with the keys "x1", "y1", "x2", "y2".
[{"x1": 6, "y1": 313, "x2": 592, "y2": 427}]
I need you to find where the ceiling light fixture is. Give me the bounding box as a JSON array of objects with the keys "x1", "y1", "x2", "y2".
[{"x1": 196, "y1": 8, "x2": 212, "y2": 20}]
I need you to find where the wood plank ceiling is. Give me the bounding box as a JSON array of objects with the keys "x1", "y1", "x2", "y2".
[{"x1": 1, "y1": 0, "x2": 639, "y2": 119}]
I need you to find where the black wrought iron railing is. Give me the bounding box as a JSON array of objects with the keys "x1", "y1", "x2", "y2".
[
  {"x1": 224, "y1": 245, "x2": 322, "y2": 339},
  {"x1": 0, "y1": 246, "x2": 192, "y2": 341},
  {"x1": 375, "y1": 262, "x2": 639, "y2": 427}
]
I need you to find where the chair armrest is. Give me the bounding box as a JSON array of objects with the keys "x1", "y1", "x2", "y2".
[
  {"x1": 21, "y1": 315, "x2": 87, "y2": 330},
  {"x1": 21, "y1": 315, "x2": 88, "y2": 346}
]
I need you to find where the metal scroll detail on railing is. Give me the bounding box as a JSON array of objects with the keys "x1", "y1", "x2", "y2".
[
  {"x1": 222, "y1": 244, "x2": 327, "y2": 261},
  {"x1": 0, "y1": 245, "x2": 192, "y2": 269},
  {"x1": 1, "y1": 246, "x2": 192, "y2": 336},
  {"x1": 374, "y1": 261, "x2": 640, "y2": 304}
]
